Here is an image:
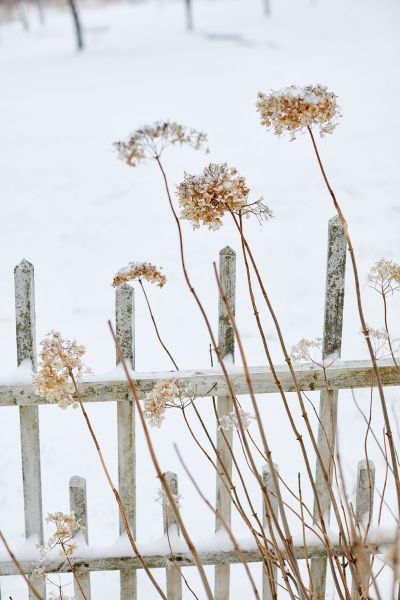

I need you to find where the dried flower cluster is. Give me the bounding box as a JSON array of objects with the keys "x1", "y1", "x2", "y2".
[
  {"x1": 144, "y1": 379, "x2": 195, "y2": 427},
  {"x1": 114, "y1": 121, "x2": 208, "y2": 166},
  {"x1": 178, "y1": 163, "x2": 258, "y2": 230},
  {"x1": 290, "y1": 337, "x2": 338, "y2": 367},
  {"x1": 156, "y1": 487, "x2": 182, "y2": 509},
  {"x1": 112, "y1": 262, "x2": 166, "y2": 288},
  {"x1": 367, "y1": 259, "x2": 400, "y2": 295},
  {"x1": 34, "y1": 331, "x2": 89, "y2": 409},
  {"x1": 364, "y1": 327, "x2": 399, "y2": 359},
  {"x1": 256, "y1": 85, "x2": 340, "y2": 139},
  {"x1": 218, "y1": 407, "x2": 254, "y2": 432},
  {"x1": 38, "y1": 512, "x2": 84, "y2": 561}
]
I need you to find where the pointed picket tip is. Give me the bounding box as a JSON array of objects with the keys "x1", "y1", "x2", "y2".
[
  {"x1": 14, "y1": 258, "x2": 34, "y2": 273},
  {"x1": 219, "y1": 245, "x2": 235, "y2": 257},
  {"x1": 116, "y1": 282, "x2": 134, "y2": 295},
  {"x1": 70, "y1": 475, "x2": 86, "y2": 489}
]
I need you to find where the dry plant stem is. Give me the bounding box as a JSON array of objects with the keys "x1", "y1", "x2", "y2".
[
  {"x1": 110, "y1": 324, "x2": 215, "y2": 600},
  {"x1": 69, "y1": 372, "x2": 168, "y2": 600},
  {"x1": 138, "y1": 279, "x2": 179, "y2": 370},
  {"x1": 235, "y1": 216, "x2": 350, "y2": 598},
  {"x1": 60, "y1": 541, "x2": 88, "y2": 600},
  {"x1": 298, "y1": 474, "x2": 313, "y2": 596},
  {"x1": 234, "y1": 213, "x2": 357, "y2": 597},
  {"x1": 307, "y1": 125, "x2": 400, "y2": 515},
  {"x1": 175, "y1": 444, "x2": 261, "y2": 600},
  {"x1": 154, "y1": 158, "x2": 300, "y2": 600},
  {"x1": 0, "y1": 529, "x2": 44, "y2": 600},
  {"x1": 213, "y1": 265, "x2": 309, "y2": 600},
  {"x1": 382, "y1": 293, "x2": 399, "y2": 369}
]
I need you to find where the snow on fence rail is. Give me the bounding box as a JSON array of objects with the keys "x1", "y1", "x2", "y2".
[{"x1": 0, "y1": 216, "x2": 396, "y2": 600}]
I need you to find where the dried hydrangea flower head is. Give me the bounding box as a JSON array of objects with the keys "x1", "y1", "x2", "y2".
[
  {"x1": 144, "y1": 379, "x2": 195, "y2": 427},
  {"x1": 363, "y1": 326, "x2": 399, "y2": 359},
  {"x1": 291, "y1": 336, "x2": 338, "y2": 367},
  {"x1": 34, "y1": 331, "x2": 89, "y2": 409},
  {"x1": 112, "y1": 262, "x2": 166, "y2": 288},
  {"x1": 40, "y1": 512, "x2": 84, "y2": 559},
  {"x1": 178, "y1": 163, "x2": 271, "y2": 230},
  {"x1": 367, "y1": 259, "x2": 400, "y2": 295},
  {"x1": 114, "y1": 120, "x2": 208, "y2": 166},
  {"x1": 218, "y1": 407, "x2": 254, "y2": 432},
  {"x1": 256, "y1": 85, "x2": 340, "y2": 139}
]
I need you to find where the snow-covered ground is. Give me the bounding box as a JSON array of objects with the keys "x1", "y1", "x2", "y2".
[{"x1": 1, "y1": 0, "x2": 400, "y2": 596}]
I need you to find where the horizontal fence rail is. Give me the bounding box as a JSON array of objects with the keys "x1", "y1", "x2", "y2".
[
  {"x1": 1, "y1": 357, "x2": 400, "y2": 406},
  {"x1": 0, "y1": 539, "x2": 393, "y2": 577}
]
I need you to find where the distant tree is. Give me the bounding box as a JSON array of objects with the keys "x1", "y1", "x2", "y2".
[
  {"x1": 185, "y1": 0, "x2": 192, "y2": 31},
  {"x1": 67, "y1": 0, "x2": 83, "y2": 50}
]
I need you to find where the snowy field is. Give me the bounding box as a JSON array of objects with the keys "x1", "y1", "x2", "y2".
[{"x1": 1, "y1": 0, "x2": 400, "y2": 596}]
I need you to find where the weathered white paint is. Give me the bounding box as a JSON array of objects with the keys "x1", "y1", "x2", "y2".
[
  {"x1": 311, "y1": 216, "x2": 347, "y2": 598},
  {"x1": 351, "y1": 460, "x2": 375, "y2": 600},
  {"x1": 215, "y1": 246, "x2": 236, "y2": 600},
  {"x1": 1, "y1": 357, "x2": 400, "y2": 407},
  {"x1": 14, "y1": 259, "x2": 45, "y2": 600},
  {"x1": 262, "y1": 464, "x2": 279, "y2": 600},
  {"x1": 115, "y1": 284, "x2": 136, "y2": 600},
  {"x1": 70, "y1": 476, "x2": 91, "y2": 599},
  {"x1": 163, "y1": 472, "x2": 182, "y2": 600}
]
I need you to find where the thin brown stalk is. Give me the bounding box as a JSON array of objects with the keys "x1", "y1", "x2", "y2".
[
  {"x1": 0, "y1": 529, "x2": 44, "y2": 600},
  {"x1": 138, "y1": 278, "x2": 179, "y2": 370}
]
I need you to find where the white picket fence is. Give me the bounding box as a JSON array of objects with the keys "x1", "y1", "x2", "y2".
[{"x1": 0, "y1": 216, "x2": 398, "y2": 600}]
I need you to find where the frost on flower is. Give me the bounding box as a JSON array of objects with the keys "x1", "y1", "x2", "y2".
[
  {"x1": 367, "y1": 259, "x2": 400, "y2": 295},
  {"x1": 256, "y1": 84, "x2": 340, "y2": 139},
  {"x1": 178, "y1": 163, "x2": 272, "y2": 230},
  {"x1": 33, "y1": 331, "x2": 89, "y2": 409},
  {"x1": 144, "y1": 379, "x2": 195, "y2": 427},
  {"x1": 112, "y1": 262, "x2": 166, "y2": 288},
  {"x1": 114, "y1": 120, "x2": 208, "y2": 166},
  {"x1": 218, "y1": 407, "x2": 254, "y2": 432},
  {"x1": 39, "y1": 512, "x2": 84, "y2": 560}
]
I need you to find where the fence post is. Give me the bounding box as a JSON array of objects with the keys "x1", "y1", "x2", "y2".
[
  {"x1": 14, "y1": 259, "x2": 45, "y2": 600},
  {"x1": 116, "y1": 283, "x2": 136, "y2": 600},
  {"x1": 310, "y1": 216, "x2": 347, "y2": 598},
  {"x1": 69, "y1": 476, "x2": 91, "y2": 599},
  {"x1": 262, "y1": 464, "x2": 279, "y2": 600},
  {"x1": 163, "y1": 472, "x2": 182, "y2": 600},
  {"x1": 351, "y1": 460, "x2": 375, "y2": 600},
  {"x1": 215, "y1": 246, "x2": 236, "y2": 600}
]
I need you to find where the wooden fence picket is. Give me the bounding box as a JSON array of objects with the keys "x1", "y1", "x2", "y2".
[
  {"x1": 163, "y1": 472, "x2": 182, "y2": 600},
  {"x1": 69, "y1": 476, "x2": 91, "y2": 599},
  {"x1": 215, "y1": 246, "x2": 236, "y2": 600},
  {"x1": 310, "y1": 216, "x2": 347, "y2": 598},
  {"x1": 351, "y1": 460, "x2": 375, "y2": 600},
  {"x1": 116, "y1": 283, "x2": 136, "y2": 600},
  {"x1": 262, "y1": 463, "x2": 279, "y2": 600},
  {"x1": 14, "y1": 259, "x2": 45, "y2": 600}
]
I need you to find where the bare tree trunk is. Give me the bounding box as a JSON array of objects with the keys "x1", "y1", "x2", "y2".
[
  {"x1": 67, "y1": 0, "x2": 83, "y2": 50},
  {"x1": 185, "y1": 0, "x2": 193, "y2": 31}
]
